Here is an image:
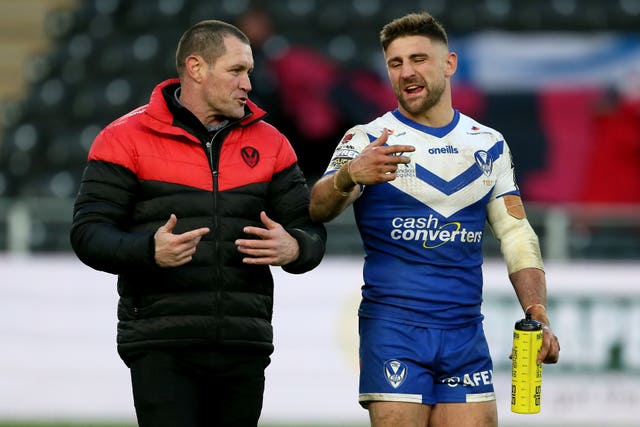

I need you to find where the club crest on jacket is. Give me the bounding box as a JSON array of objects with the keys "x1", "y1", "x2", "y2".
[{"x1": 241, "y1": 146, "x2": 259, "y2": 168}]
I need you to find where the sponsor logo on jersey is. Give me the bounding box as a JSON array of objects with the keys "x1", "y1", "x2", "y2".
[
  {"x1": 428, "y1": 145, "x2": 459, "y2": 155},
  {"x1": 467, "y1": 125, "x2": 494, "y2": 136},
  {"x1": 388, "y1": 129, "x2": 406, "y2": 137},
  {"x1": 384, "y1": 359, "x2": 408, "y2": 388},
  {"x1": 328, "y1": 147, "x2": 359, "y2": 170},
  {"x1": 440, "y1": 370, "x2": 493, "y2": 388},
  {"x1": 334, "y1": 148, "x2": 359, "y2": 159},
  {"x1": 329, "y1": 158, "x2": 350, "y2": 170},
  {"x1": 395, "y1": 164, "x2": 416, "y2": 178},
  {"x1": 390, "y1": 215, "x2": 483, "y2": 248}
]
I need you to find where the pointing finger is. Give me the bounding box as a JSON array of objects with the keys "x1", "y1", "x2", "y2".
[
  {"x1": 179, "y1": 227, "x2": 210, "y2": 242},
  {"x1": 370, "y1": 128, "x2": 390, "y2": 147}
]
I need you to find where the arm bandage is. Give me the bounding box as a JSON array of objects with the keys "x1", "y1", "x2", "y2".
[{"x1": 487, "y1": 195, "x2": 544, "y2": 274}]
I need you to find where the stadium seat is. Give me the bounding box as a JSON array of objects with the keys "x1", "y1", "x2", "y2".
[{"x1": 1, "y1": 0, "x2": 638, "y2": 255}]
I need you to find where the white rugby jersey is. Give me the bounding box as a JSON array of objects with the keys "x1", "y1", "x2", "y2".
[{"x1": 324, "y1": 109, "x2": 519, "y2": 328}]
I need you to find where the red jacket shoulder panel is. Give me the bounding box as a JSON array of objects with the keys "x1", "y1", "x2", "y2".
[
  {"x1": 218, "y1": 121, "x2": 298, "y2": 192},
  {"x1": 89, "y1": 110, "x2": 212, "y2": 191}
]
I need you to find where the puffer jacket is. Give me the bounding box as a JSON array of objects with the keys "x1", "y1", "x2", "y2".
[{"x1": 70, "y1": 78, "x2": 326, "y2": 359}]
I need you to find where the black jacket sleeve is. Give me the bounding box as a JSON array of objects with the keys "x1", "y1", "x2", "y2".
[
  {"x1": 268, "y1": 164, "x2": 327, "y2": 274},
  {"x1": 70, "y1": 160, "x2": 157, "y2": 274}
]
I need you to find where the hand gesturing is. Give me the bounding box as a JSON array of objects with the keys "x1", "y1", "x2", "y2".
[
  {"x1": 154, "y1": 214, "x2": 210, "y2": 267},
  {"x1": 235, "y1": 211, "x2": 299, "y2": 266}
]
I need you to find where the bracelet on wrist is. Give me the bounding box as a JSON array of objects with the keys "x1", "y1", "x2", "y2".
[
  {"x1": 525, "y1": 303, "x2": 546, "y2": 314},
  {"x1": 525, "y1": 303, "x2": 550, "y2": 327},
  {"x1": 347, "y1": 160, "x2": 358, "y2": 185}
]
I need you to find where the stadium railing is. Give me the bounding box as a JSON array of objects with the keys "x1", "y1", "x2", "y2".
[{"x1": 0, "y1": 197, "x2": 638, "y2": 260}]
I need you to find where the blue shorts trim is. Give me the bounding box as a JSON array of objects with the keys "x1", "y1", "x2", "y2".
[{"x1": 358, "y1": 317, "x2": 496, "y2": 406}]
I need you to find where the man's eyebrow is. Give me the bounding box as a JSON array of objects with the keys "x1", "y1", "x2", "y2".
[{"x1": 387, "y1": 52, "x2": 429, "y2": 64}]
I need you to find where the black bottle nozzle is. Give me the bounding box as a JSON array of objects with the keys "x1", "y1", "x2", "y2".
[{"x1": 516, "y1": 311, "x2": 542, "y2": 331}]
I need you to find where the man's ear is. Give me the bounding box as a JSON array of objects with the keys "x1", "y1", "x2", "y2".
[
  {"x1": 185, "y1": 55, "x2": 206, "y2": 83},
  {"x1": 445, "y1": 51, "x2": 458, "y2": 78}
]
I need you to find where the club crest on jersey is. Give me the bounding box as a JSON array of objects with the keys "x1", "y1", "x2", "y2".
[
  {"x1": 474, "y1": 150, "x2": 493, "y2": 176},
  {"x1": 384, "y1": 359, "x2": 408, "y2": 389},
  {"x1": 241, "y1": 146, "x2": 259, "y2": 168}
]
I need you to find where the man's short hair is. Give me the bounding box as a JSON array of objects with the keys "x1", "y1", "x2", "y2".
[
  {"x1": 176, "y1": 20, "x2": 250, "y2": 76},
  {"x1": 380, "y1": 12, "x2": 448, "y2": 52}
]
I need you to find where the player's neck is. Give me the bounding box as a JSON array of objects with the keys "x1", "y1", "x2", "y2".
[{"x1": 400, "y1": 103, "x2": 455, "y2": 128}]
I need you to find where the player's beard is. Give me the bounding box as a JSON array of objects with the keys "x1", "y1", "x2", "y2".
[{"x1": 396, "y1": 75, "x2": 446, "y2": 117}]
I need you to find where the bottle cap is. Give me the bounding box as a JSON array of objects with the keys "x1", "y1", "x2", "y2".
[{"x1": 515, "y1": 311, "x2": 542, "y2": 331}]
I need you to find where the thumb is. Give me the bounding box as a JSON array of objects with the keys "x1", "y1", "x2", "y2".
[
  {"x1": 160, "y1": 214, "x2": 177, "y2": 234},
  {"x1": 370, "y1": 128, "x2": 390, "y2": 147},
  {"x1": 259, "y1": 211, "x2": 280, "y2": 230}
]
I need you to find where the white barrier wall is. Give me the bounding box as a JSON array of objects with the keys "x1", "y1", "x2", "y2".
[{"x1": 1, "y1": 255, "x2": 639, "y2": 426}]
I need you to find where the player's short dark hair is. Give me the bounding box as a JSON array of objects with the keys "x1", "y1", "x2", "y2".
[
  {"x1": 380, "y1": 12, "x2": 448, "y2": 52},
  {"x1": 176, "y1": 20, "x2": 250, "y2": 76}
]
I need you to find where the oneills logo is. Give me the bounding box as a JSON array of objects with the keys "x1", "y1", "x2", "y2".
[
  {"x1": 384, "y1": 359, "x2": 408, "y2": 389},
  {"x1": 241, "y1": 146, "x2": 259, "y2": 168}
]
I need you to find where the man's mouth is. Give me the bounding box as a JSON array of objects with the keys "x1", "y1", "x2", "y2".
[{"x1": 404, "y1": 84, "x2": 423, "y2": 94}]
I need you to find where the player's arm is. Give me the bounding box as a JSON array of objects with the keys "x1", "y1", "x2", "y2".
[
  {"x1": 487, "y1": 195, "x2": 560, "y2": 364},
  {"x1": 310, "y1": 129, "x2": 414, "y2": 222},
  {"x1": 309, "y1": 164, "x2": 360, "y2": 223}
]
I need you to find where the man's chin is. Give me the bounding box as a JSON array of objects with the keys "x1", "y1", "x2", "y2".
[
  {"x1": 400, "y1": 100, "x2": 425, "y2": 116},
  {"x1": 227, "y1": 109, "x2": 246, "y2": 120}
]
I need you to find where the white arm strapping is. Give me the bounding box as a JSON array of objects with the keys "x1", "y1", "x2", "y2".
[{"x1": 486, "y1": 196, "x2": 544, "y2": 275}]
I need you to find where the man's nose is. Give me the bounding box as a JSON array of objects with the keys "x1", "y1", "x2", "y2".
[
  {"x1": 240, "y1": 74, "x2": 252, "y2": 92},
  {"x1": 400, "y1": 63, "x2": 416, "y2": 79}
]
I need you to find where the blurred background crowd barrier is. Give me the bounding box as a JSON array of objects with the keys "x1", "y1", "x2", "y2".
[{"x1": 0, "y1": 1, "x2": 638, "y2": 426}]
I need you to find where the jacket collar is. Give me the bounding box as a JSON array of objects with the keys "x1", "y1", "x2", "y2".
[{"x1": 142, "y1": 78, "x2": 268, "y2": 136}]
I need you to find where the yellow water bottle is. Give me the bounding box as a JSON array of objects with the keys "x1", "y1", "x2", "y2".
[{"x1": 511, "y1": 311, "x2": 543, "y2": 414}]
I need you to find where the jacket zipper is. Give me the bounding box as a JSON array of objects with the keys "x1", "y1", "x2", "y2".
[
  {"x1": 203, "y1": 113, "x2": 252, "y2": 342},
  {"x1": 205, "y1": 123, "x2": 233, "y2": 342}
]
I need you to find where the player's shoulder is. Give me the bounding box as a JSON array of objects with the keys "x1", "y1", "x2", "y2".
[
  {"x1": 456, "y1": 112, "x2": 505, "y2": 140},
  {"x1": 338, "y1": 113, "x2": 386, "y2": 144},
  {"x1": 350, "y1": 111, "x2": 399, "y2": 140}
]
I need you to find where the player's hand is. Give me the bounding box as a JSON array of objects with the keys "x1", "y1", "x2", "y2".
[
  {"x1": 507, "y1": 325, "x2": 560, "y2": 365},
  {"x1": 538, "y1": 324, "x2": 560, "y2": 364},
  {"x1": 527, "y1": 304, "x2": 560, "y2": 364},
  {"x1": 348, "y1": 128, "x2": 415, "y2": 185},
  {"x1": 154, "y1": 214, "x2": 210, "y2": 267},
  {"x1": 235, "y1": 211, "x2": 299, "y2": 266}
]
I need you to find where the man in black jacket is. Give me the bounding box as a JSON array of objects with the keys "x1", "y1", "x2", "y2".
[{"x1": 70, "y1": 20, "x2": 326, "y2": 427}]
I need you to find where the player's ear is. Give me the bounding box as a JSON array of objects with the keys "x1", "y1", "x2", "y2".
[
  {"x1": 444, "y1": 51, "x2": 458, "y2": 77},
  {"x1": 445, "y1": 51, "x2": 457, "y2": 78}
]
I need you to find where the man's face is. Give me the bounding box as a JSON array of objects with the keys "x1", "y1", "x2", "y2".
[
  {"x1": 201, "y1": 36, "x2": 254, "y2": 121},
  {"x1": 384, "y1": 35, "x2": 455, "y2": 119}
]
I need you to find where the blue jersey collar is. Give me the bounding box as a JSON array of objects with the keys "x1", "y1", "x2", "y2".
[{"x1": 392, "y1": 109, "x2": 460, "y2": 138}]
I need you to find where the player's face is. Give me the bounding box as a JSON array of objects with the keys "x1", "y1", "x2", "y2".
[
  {"x1": 384, "y1": 35, "x2": 455, "y2": 118},
  {"x1": 200, "y1": 36, "x2": 254, "y2": 122}
]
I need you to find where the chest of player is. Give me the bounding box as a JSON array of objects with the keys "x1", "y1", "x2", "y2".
[
  {"x1": 394, "y1": 134, "x2": 500, "y2": 185},
  {"x1": 366, "y1": 136, "x2": 503, "y2": 220}
]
